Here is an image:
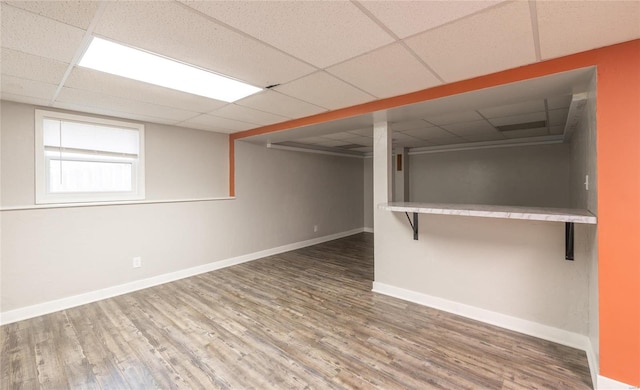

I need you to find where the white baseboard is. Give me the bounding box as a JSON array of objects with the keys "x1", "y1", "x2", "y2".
[
  {"x1": 372, "y1": 282, "x2": 591, "y2": 352},
  {"x1": 597, "y1": 375, "x2": 638, "y2": 389},
  {"x1": 363, "y1": 227, "x2": 374, "y2": 233},
  {"x1": 0, "y1": 228, "x2": 364, "y2": 325},
  {"x1": 585, "y1": 338, "x2": 599, "y2": 389}
]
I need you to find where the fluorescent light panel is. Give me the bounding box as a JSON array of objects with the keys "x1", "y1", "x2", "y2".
[{"x1": 78, "y1": 37, "x2": 261, "y2": 103}]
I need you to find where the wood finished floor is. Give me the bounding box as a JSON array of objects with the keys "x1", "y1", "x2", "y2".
[{"x1": 1, "y1": 233, "x2": 592, "y2": 389}]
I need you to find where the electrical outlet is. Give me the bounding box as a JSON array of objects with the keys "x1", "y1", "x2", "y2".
[
  {"x1": 584, "y1": 174, "x2": 589, "y2": 190},
  {"x1": 133, "y1": 256, "x2": 142, "y2": 268},
  {"x1": 313, "y1": 225, "x2": 318, "y2": 232}
]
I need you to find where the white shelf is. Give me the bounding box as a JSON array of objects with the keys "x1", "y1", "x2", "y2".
[{"x1": 379, "y1": 202, "x2": 597, "y2": 224}]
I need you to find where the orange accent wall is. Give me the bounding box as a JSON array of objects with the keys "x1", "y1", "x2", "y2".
[
  {"x1": 230, "y1": 40, "x2": 640, "y2": 385},
  {"x1": 595, "y1": 41, "x2": 640, "y2": 386}
]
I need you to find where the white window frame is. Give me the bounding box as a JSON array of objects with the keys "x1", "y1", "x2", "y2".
[{"x1": 35, "y1": 109, "x2": 145, "y2": 204}]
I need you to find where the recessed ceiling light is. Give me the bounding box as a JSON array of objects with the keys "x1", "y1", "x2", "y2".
[{"x1": 78, "y1": 37, "x2": 262, "y2": 103}]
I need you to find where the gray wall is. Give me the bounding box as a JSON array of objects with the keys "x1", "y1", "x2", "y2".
[
  {"x1": 409, "y1": 143, "x2": 572, "y2": 208},
  {"x1": 1, "y1": 101, "x2": 364, "y2": 312}
]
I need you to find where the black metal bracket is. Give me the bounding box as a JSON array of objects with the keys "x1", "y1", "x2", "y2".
[
  {"x1": 405, "y1": 212, "x2": 419, "y2": 240},
  {"x1": 565, "y1": 222, "x2": 574, "y2": 260}
]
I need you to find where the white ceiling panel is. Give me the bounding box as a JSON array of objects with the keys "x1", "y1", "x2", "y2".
[
  {"x1": 441, "y1": 119, "x2": 499, "y2": 136},
  {"x1": 1, "y1": 75, "x2": 57, "y2": 101},
  {"x1": 548, "y1": 108, "x2": 570, "y2": 127},
  {"x1": 236, "y1": 91, "x2": 326, "y2": 119},
  {"x1": 342, "y1": 136, "x2": 373, "y2": 147},
  {"x1": 353, "y1": 146, "x2": 373, "y2": 153},
  {"x1": 405, "y1": 1, "x2": 536, "y2": 83},
  {"x1": 274, "y1": 71, "x2": 375, "y2": 110},
  {"x1": 1, "y1": 92, "x2": 51, "y2": 107},
  {"x1": 177, "y1": 114, "x2": 256, "y2": 134},
  {"x1": 326, "y1": 43, "x2": 441, "y2": 99},
  {"x1": 479, "y1": 99, "x2": 545, "y2": 119},
  {"x1": 65, "y1": 68, "x2": 227, "y2": 113},
  {"x1": 550, "y1": 125, "x2": 564, "y2": 135},
  {"x1": 94, "y1": 1, "x2": 315, "y2": 88},
  {"x1": 324, "y1": 132, "x2": 363, "y2": 141},
  {"x1": 430, "y1": 136, "x2": 468, "y2": 145},
  {"x1": 358, "y1": 0, "x2": 505, "y2": 39},
  {"x1": 347, "y1": 128, "x2": 373, "y2": 137},
  {"x1": 208, "y1": 104, "x2": 289, "y2": 126},
  {"x1": 295, "y1": 137, "x2": 330, "y2": 145},
  {"x1": 538, "y1": 1, "x2": 640, "y2": 60},
  {"x1": 1, "y1": 4, "x2": 85, "y2": 63},
  {"x1": 462, "y1": 133, "x2": 507, "y2": 142},
  {"x1": 391, "y1": 120, "x2": 433, "y2": 132},
  {"x1": 488, "y1": 112, "x2": 546, "y2": 127},
  {"x1": 401, "y1": 127, "x2": 457, "y2": 140},
  {"x1": 180, "y1": 0, "x2": 394, "y2": 68},
  {"x1": 547, "y1": 95, "x2": 572, "y2": 110},
  {"x1": 316, "y1": 140, "x2": 352, "y2": 148},
  {"x1": 5, "y1": 1, "x2": 101, "y2": 29},
  {"x1": 1, "y1": 48, "x2": 68, "y2": 85},
  {"x1": 52, "y1": 101, "x2": 178, "y2": 126},
  {"x1": 426, "y1": 111, "x2": 483, "y2": 125},
  {"x1": 56, "y1": 87, "x2": 200, "y2": 123},
  {"x1": 502, "y1": 127, "x2": 549, "y2": 139}
]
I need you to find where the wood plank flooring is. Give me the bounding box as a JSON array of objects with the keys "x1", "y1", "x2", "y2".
[{"x1": 1, "y1": 233, "x2": 593, "y2": 389}]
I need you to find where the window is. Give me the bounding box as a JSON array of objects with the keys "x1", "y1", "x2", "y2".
[{"x1": 35, "y1": 110, "x2": 145, "y2": 204}]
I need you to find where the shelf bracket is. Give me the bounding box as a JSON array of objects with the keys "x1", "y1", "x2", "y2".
[
  {"x1": 565, "y1": 222, "x2": 574, "y2": 260},
  {"x1": 404, "y1": 212, "x2": 418, "y2": 240}
]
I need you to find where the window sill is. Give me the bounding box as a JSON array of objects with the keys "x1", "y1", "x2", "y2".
[{"x1": 0, "y1": 196, "x2": 236, "y2": 211}]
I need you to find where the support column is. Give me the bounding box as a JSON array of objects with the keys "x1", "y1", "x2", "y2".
[{"x1": 373, "y1": 121, "x2": 392, "y2": 209}]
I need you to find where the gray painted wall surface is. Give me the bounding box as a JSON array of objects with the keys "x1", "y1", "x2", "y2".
[
  {"x1": 409, "y1": 143, "x2": 572, "y2": 208},
  {"x1": 363, "y1": 158, "x2": 373, "y2": 230},
  {"x1": 0, "y1": 101, "x2": 363, "y2": 312}
]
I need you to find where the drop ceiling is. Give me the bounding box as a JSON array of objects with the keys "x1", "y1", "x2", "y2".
[{"x1": 1, "y1": 1, "x2": 639, "y2": 140}]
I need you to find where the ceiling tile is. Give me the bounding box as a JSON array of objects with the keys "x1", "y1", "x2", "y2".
[
  {"x1": 295, "y1": 137, "x2": 329, "y2": 145},
  {"x1": 5, "y1": 1, "x2": 101, "y2": 29},
  {"x1": 274, "y1": 71, "x2": 375, "y2": 110},
  {"x1": 358, "y1": 0, "x2": 505, "y2": 39},
  {"x1": 347, "y1": 128, "x2": 373, "y2": 137},
  {"x1": 463, "y1": 133, "x2": 507, "y2": 142},
  {"x1": 430, "y1": 136, "x2": 468, "y2": 145},
  {"x1": 352, "y1": 146, "x2": 373, "y2": 153},
  {"x1": 56, "y1": 87, "x2": 199, "y2": 122},
  {"x1": 326, "y1": 43, "x2": 441, "y2": 99},
  {"x1": 426, "y1": 111, "x2": 483, "y2": 125},
  {"x1": 537, "y1": 1, "x2": 640, "y2": 60},
  {"x1": 1, "y1": 75, "x2": 57, "y2": 101},
  {"x1": 548, "y1": 108, "x2": 569, "y2": 127},
  {"x1": 488, "y1": 112, "x2": 546, "y2": 127},
  {"x1": 550, "y1": 125, "x2": 564, "y2": 135},
  {"x1": 441, "y1": 119, "x2": 499, "y2": 136},
  {"x1": 404, "y1": 1, "x2": 536, "y2": 83},
  {"x1": 502, "y1": 127, "x2": 549, "y2": 139},
  {"x1": 1, "y1": 92, "x2": 52, "y2": 107},
  {"x1": 391, "y1": 120, "x2": 432, "y2": 132},
  {"x1": 52, "y1": 101, "x2": 178, "y2": 126},
  {"x1": 1, "y1": 48, "x2": 68, "y2": 85},
  {"x1": 401, "y1": 127, "x2": 457, "y2": 140},
  {"x1": 342, "y1": 136, "x2": 373, "y2": 147},
  {"x1": 547, "y1": 95, "x2": 572, "y2": 110},
  {"x1": 324, "y1": 132, "x2": 362, "y2": 141},
  {"x1": 236, "y1": 91, "x2": 326, "y2": 119},
  {"x1": 64, "y1": 68, "x2": 227, "y2": 113},
  {"x1": 208, "y1": 104, "x2": 288, "y2": 126},
  {"x1": 478, "y1": 99, "x2": 545, "y2": 119},
  {"x1": 94, "y1": 1, "x2": 315, "y2": 88},
  {"x1": 180, "y1": 0, "x2": 394, "y2": 68},
  {"x1": 316, "y1": 140, "x2": 352, "y2": 148},
  {"x1": 1, "y1": 4, "x2": 85, "y2": 63},
  {"x1": 176, "y1": 114, "x2": 256, "y2": 134}
]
